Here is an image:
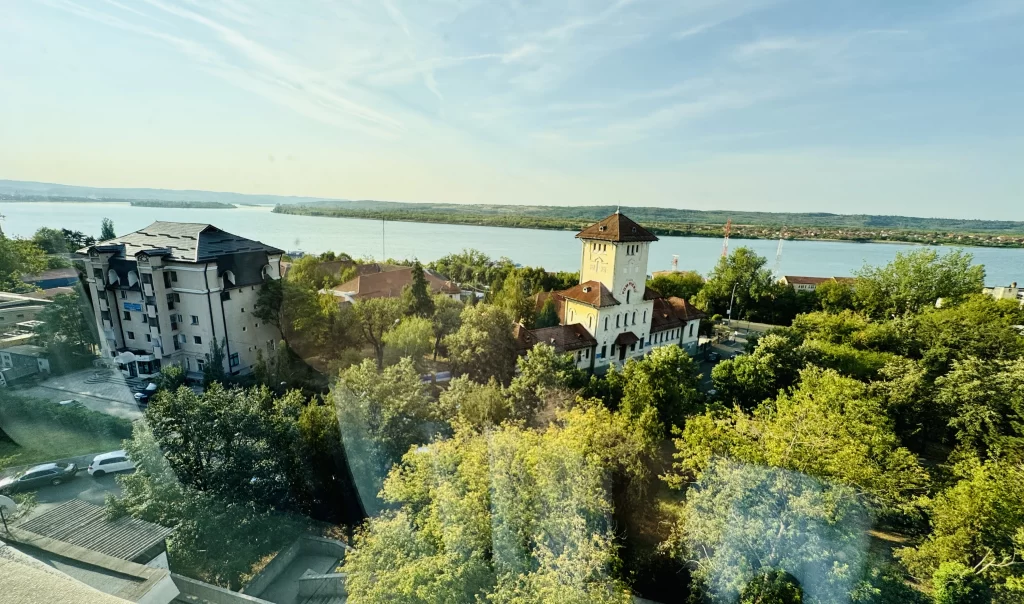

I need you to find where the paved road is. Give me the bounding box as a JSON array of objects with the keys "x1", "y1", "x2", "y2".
[
  {"x1": 13, "y1": 368, "x2": 143, "y2": 420},
  {"x1": 3, "y1": 451, "x2": 126, "y2": 525}
]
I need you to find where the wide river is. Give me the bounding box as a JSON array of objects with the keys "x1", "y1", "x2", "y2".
[{"x1": 4, "y1": 202, "x2": 1023, "y2": 284}]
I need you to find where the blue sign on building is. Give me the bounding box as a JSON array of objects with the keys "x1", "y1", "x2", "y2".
[{"x1": 123, "y1": 302, "x2": 143, "y2": 312}]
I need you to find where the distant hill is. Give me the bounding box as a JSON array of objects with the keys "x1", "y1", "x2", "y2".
[
  {"x1": 0, "y1": 179, "x2": 339, "y2": 206},
  {"x1": 296, "y1": 199, "x2": 1024, "y2": 234}
]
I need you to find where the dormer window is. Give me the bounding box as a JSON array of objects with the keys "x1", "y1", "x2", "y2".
[
  {"x1": 599, "y1": 225, "x2": 607, "y2": 231},
  {"x1": 582, "y1": 286, "x2": 591, "y2": 293}
]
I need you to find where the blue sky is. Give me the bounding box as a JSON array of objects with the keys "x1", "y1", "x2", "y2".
[{"x1": 1, "y1": 0, "x2": 1022, "y2": 219}]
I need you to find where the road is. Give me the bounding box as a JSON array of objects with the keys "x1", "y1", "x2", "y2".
[
  {"x1": 4, "y1": 452, "x2": 125, "y2": 525},
  {"x1": 695, "y1": 321, "x2": 778, "y2": 391}
]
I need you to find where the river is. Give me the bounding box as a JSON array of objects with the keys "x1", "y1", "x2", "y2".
[{"x1": 3, "y1": 202, "x2": 1023, "y2": 284}]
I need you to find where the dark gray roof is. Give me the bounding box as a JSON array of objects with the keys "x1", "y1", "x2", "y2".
[
  {"x1": 17, "y1": 500, "x2": 173, "y2": 562},
  {"x1": 80, "y1": 221, "x2": 283, "y2": 263}
]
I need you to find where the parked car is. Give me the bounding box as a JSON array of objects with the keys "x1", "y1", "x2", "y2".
[
  {"x1": 707, "y1": 352, "x2": 721, "y2": 362},
  {"x1": 88, "y1": 450, "x2": 135, "y2": 477},
  {"x1": 134, "y1": 383, "x2": 158, "y2": 409},
  {"x1": 0, "y1": 462, "x2": 78, "y2": 494},
  {"x1": 730, "y1": 351, "x2": 745, "y2": 359}
]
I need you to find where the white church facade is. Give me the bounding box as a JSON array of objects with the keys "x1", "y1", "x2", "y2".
[{"x1": 515, "y1": 212, "x2": 705, "y2": 372}]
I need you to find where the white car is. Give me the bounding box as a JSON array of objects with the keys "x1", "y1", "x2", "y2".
[{"x1": 88, "y1": 450, "x2": 135, "y2": 477}]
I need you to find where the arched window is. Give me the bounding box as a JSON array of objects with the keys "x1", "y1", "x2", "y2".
[
  {"x1": 222, "y1": 270, "x2": 236, "y2": 288},
  {"x1": 643, "y1": 310, "x2": 647, "y2": 323},
  {"x1": 107, "y1": 269, "x2": 120, "y2": 285},
  {"x1": 604, "y1": 317, "x2": 608, "y2": 330},
  {"x1": 632, "y1": 311, "x2": 636, "y2": 324},
  {"x1": 616, "y1": 314, "x2": 621, "y2": 328},
  {"x1": 626, "y1": 290, "x2": 630, "y2": 304},
  {"x1": 689, "y1": 323, "x2": 694, "y2": 337},
  {"x1": 588, "y1": 316, "x2": 593, "y2": 329}
]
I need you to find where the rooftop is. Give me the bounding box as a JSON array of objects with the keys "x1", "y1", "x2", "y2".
[
  {"x1": 3, "y1": 344, "x2": 48, "y2": 357},
  {"x1": 515, "y1": 323, "x2": 598, "y2": 354},
  {"x1": 332, "y1": 266, "x2": 459, "y2": 300},
  {"x1": 575, "y1": 212, "x2": 659, "y2": 243},
  {"x1": 80, "y1": 221, "x2": 283, "y2": 263},
  {"x1": 557, "y1": 280, "x2": 620, "y2": 308},
  {"x1": 17, "y1": 500, "x2": 174, "y2": 563}
]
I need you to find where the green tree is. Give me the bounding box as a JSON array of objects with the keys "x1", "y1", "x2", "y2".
[
  {"x1": 814, "y1": 279, "x2": 856, "y2": 313},
  {"x1": 935, "y1": 357, "x2": 1024, "y2": 458},
  {"x1": 534, "y1": 296, "x2": 559, "y2": 328},
  {"x1": 506, "y1": 343, "x2": 586, "y2": 422},
  {"x1": 430, "y1": 294, "x2": 463, "y2": 360},
  {"x1": 445, "y1": 304, "x2": 518, "y2": 385},
  {"x1": 911, "y1": 294, "x2": 1024, "y2": 377},
  {"x1": 897, "y1": 457, "x2": 1024, "y2": 597},
  {"x1": 253, "y1": 278, "x2": 284, "y2": 328},
  {"x1": 31, "y1": 227, "x2": 70, "y2": 254},
  {"x1": 33, "y1": 292, "x2": 97, "y2": 372},
  {"x1": 100, "y1": 217, "x2": 116, "y2": 240},
  {"x1": 648, "y1": 271, "x2": 705, "y2": 300},
  {"x1": 154, "y1": 365, "x2": 186, "y2": 392},
  {"x1": 342, "y1": 403, "x2": 651, "y2": 603},
  {"x1": 438, "y1": 376, "x2": 511, "y2": 428},
  {"x1": 932, "y1": 562, "x2": 991, "y2": 604},
  {"x1": 854, "y1": 248, "x2": 984, "y2": 317},
  {"x1": 331, "y1": 358, "x2": 436, "y2": 514},
  {"x1": 712, "y1": 333, "x2": 806, "y2": 410},
  {"x1": 383, "y1": 316, "x2": 433, "y2": 372},
  {"x1": 0, "y1": 233, "x2": 48, "y2": 292},
  {"x1": 203, "y1": 337, "x2": 226, "y2": 386},
  {"x1": 494, "y1": 269, "x2": 535, "y2": 327},
  {"x1": 354, "y1": 297, "x2": 404, "y2": 369},
  {"x1": 695, "y1": 247, "x2": 775, "y2": 320},
  {"x1": 740, "y1": 569, "x2": 803, "y2": 604},
  {"x1": 672, "y1": 367, "x2": 928, "y2": 509},
  {"x1": 619, "y1": 345, "x2": 704, "y2": 433},
  {"x1": 401, "y1": 261, "x2": 435, "y2": 318}
]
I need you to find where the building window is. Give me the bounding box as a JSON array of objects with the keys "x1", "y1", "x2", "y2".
[
  {"x1": 191, "y1": 315, "x2": 199, "y2": 325},
  {"x1": 145, "y1": 334, "x2": 152, "y2": 342},
  {"x1": 122, "y1": 311, "x2": 131, "y2": 320},
  {"x1": 240, "y1": 307, "x2": 245, "y2": 313},
  {"x1": 630, "y1": 343, "x2": 636, "y2": 352},
  {"x1": 126, "y1": 331, "x2": 135, "y2": 340},
  {"x1": 689, "y1": 323, "x2": 695, "y2": 337},
  {"x1": 616, "y1": 315, "x2": 620, "y2": 328},
  {"x1": 93, "y1": 269, "x2": 103, "y2": 280},
  {"x1": 194, "y1": 336, "x2": 202, "y2": 345},
  {"x1": 632, "y1": 311, "x2": 636, "y2": 324},
  {"x1": 163, "y1": 272, "x2": 171, "y2": 288},
  {"x1": 585, "y1": 348, "x2": 590, "y2": 359},
  {"x1": 142, "y1": 313, "x2": 149, "y2": 324},
  {"x1": 588, "y1": 316, "x2": 593, "y2": 329},
  {"x1": 604, "y1": 317, "x2": 608, "y2": 330},
  {"x1": 120, "y1": 290, "x2": 127, "y2": 300},
  {"x1": 142, "y1": 273, "x2": 153, "y2": 285},
  {"x1": 197, "y1": 359, "x2": 205, "y2": 372},
  {"x1": 626, "y1": 290, "x2": 630, "y2": 304},
  {"x1": 229, "y1": 353, "x2": 239, "y2": 367},
  {"x1": 600, "y1": 345, "x2": 607, "y2": 358}
]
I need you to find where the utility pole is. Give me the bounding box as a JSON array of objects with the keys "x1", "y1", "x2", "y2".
[{"x1": 721, "y1": 218, "x2": 732, "y2": 258}]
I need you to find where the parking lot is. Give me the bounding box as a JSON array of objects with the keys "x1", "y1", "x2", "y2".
[
  {"x1": 13, "y1": 367, "x2": 143, "y2": 420},
  {"x1": 4, "y1": 452, "x2": 126, "y2": 525}
]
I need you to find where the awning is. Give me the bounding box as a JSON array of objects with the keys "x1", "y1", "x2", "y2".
[{"x1": 614, "y1": 331, "x2": 640, "y2": 347}]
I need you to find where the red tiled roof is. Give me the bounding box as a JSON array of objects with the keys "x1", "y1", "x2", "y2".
[
  {"x1": 783, "y1": 276, "x2": 830, "y2": 285},
  {"x1": 576, "y1": 212, "x2": 659, "y2": 243},
  {"x1": 535, "y1": 291, "x2": 566, "y2": 323},
  {"x1": 334, "y1": 266, "x2": 459, "y2": 299},
  {"x1": 650, "y1": 296, "x2": 705, "y2": 333},
  {"x1": 514, "y1": 323, "x2": 596, "y2": 354},
  {"x1": 557, "y1": 280, "x2": 620, "y2": 308}
]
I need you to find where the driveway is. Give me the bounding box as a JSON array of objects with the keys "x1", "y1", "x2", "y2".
[{"x1": 15, "y1": 368, "x2": 142, "y2": 420}]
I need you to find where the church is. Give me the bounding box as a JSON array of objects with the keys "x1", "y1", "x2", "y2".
[{"x1": 515, "y1": 211, "x2": 706, "y2": 372}]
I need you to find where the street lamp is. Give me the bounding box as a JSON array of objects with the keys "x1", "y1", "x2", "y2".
[{"x1": 726, "y1": 282, "x2": 739, "y2": 326}]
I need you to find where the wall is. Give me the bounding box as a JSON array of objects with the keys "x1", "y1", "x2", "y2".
[{"x1": 172, "y1": 574, "x2": 274, "y2": 604}]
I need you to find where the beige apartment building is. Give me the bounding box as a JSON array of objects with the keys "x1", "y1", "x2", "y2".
[{"x1": 78, "y1": 222, "x2": 283, "y2": 381}]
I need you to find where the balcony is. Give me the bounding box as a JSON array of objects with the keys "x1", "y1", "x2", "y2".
[
  {"x1": 102, "y1": 319, "x2": 112, "y2": 330},
  {"x1": 150, "y1": 325, "x2": 161, "y2": 338},
  {"x1": 98, "y1": 299, "x2": 108, "y2": 312},
  {"x1": 143, "y1": 283, "x2": 154, "y2": 296},
  {"x1": 147, "y1": 304, "x2": 157, "y2": 319},
  {"x1": 170, "y1": 321, "x2": 178, "y2": 331}
]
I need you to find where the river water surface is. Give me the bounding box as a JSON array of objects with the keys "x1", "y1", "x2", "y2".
[{"x1": 3, "y1": 202, "x2": 1023, "y2": 284}]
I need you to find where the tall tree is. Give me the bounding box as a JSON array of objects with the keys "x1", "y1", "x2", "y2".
[
  {"x1": 401, "y1": 261, "x2": 435, "y2": 317},
  {"x1": 534, "y1": 296, "x2": 559, "y2": 328},
  {"x1": 203, "y1": 336, "x2": 227, "y2": 386},
  {"x1": 382, "y1": 316, "x2": 433, "y2": 372},
  {"x1": 33, "y1": 292, "x2": 97, "y2": 352},
  {"x1": 494, "y1": 269, "x2": 535, "y2": 327},
  {"x1": 430, "y1": 294, "x2": 463, "y2": 360},
  {"x1": 100, "y1": 217, "x2": 116, "y2": 240},
  {"x1": 619, "y1": 345, "x2": 704, "y2": 434},
  {"x1": 694, "y1": 247, "x2": 775, "y2": 320},
  {"x1": 445, "y1": 304, "x2": 518, "y2": 385},
  {"x1": 854, "y1": 248, "x2": 984, "y2": 318},
  {"x1": 31, "y1": 227, "x2": 70, "y2": 254},
  {"x1": 0, "y1": 233, "x2": 48, "y2": 292},
  {"x1": 648, "y1": 271, "x2": 705, "y2": 301},
  {"x1": 354, "y1": 297, "x2": 404, "y2": 369}
]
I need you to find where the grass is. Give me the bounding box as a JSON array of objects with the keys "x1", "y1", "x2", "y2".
[{"x1": 0, "y1": 423, "x2": 125, "y2": 470}]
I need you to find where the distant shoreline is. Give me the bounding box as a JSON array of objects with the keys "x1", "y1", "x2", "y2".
[{"x1": 272, "y1": 205, "x2": 1024, "y2": 249}]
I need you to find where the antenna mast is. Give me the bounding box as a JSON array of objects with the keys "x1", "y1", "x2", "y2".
[
  {"x1": 772, "y1": 228, "x2": 785, "y2": 278},
  {"x1": 721, "y1": 219, "x2": 732, "y2": 258}
]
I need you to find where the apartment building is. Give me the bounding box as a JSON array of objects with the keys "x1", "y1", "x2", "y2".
[{"x1": 78, "y1": 222, "x2": 283, "y2": 381}]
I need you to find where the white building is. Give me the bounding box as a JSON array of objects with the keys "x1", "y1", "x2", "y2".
[
  {"x1": 78, "y1": 222, "x2": 283, "y2": 382},
  {"x1": 517, "y1": 212, "x2": 705, "y2": 372}
]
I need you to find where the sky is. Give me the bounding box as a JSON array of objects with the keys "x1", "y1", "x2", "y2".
[{"x1": 1, "y1": 0, "x2": 1022, "y2": 219}]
